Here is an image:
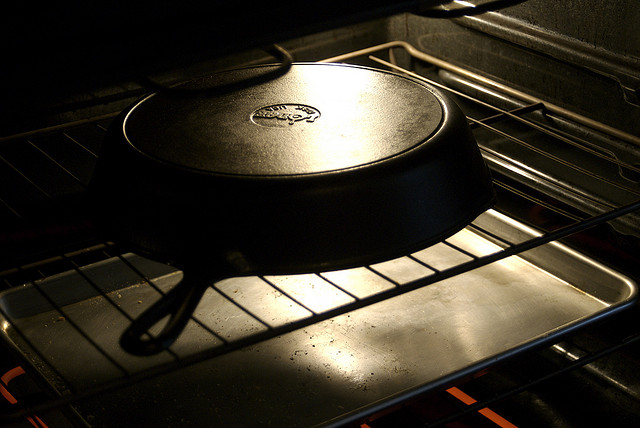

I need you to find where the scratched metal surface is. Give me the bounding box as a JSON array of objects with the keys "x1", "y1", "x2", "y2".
[{"x1": 0, "y1": 210, "x2": 636, "y2": 427}]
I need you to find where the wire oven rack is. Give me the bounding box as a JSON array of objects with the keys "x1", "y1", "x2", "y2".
[{"x1": 1, "y1": 44, "x2": 639, "y2": 426}]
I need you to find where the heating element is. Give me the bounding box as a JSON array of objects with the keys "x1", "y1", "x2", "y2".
[{"x1": 1, "y1": 37, "x2": 640, "y2": 427}]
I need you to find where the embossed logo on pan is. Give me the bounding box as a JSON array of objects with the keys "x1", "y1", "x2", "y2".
[{"x1": 251, "y1": 104, "x2": 320, "y2": 127}]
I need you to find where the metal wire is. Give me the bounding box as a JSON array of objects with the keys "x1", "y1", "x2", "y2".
[
  {"x1": 419, "y1": 0, "x2": 530, "y2": 19},
  {"x1": 370, "y1": 56, "x2": 640, "y2": 179},
  {"x1": 321, "y1": 41, "x2": 640, "y2": 146},
  {"x1": 470, "y1": 117, "x2": 640, "y2": 198},
  {"x1": 12, "y1": 199, "x2": 640, "y2": 419},
  {"x1": 0, "y1": 154, "x2": 52, "y2": 199},
  {"x1": 424, "y1": 331, "x2": 640, "y2": 427},
  {"x1": 0, "y1": 44, "x2": 639, "y2": 424},
  {"x1": 112, "y1": 248, "x2": 228, "y2": 351},
  {"x1": 62, "y1": 132, "x2": 99, "y2": 158},
  {"x1": 27, "y1": 140, "x2": 86, "y2": 187},
  {"x1": 137, "y1": 44, "x2": 293, "y2": 98}
]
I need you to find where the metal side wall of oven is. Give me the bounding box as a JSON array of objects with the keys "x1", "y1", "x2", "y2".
[
  {"x1": 1, "y1": 2, "x2": 640, "y2": 427},
  {"x1": 377, "y1": 5, "x2": 640, "y2": 426}
]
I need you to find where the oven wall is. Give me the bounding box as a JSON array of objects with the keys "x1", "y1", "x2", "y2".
[{"x1": 397, "y1": 1, "x2": 640, "y2": 137}]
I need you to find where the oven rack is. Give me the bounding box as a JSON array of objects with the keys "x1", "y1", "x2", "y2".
[
  {"x1": 0, "y1": 45, "x2": 639, "y2": 425},
  {"x1": 1, "y1": 208, "x2": 638, "y2": 425},
  {"x1": 330, "y1": 327, "x2": 640, "y2": 428}
]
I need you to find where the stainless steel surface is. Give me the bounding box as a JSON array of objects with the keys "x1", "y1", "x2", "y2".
[
  {"x1": 0, "y1": 210, "x2": 635, "y2": 426},
  {"x1": 398, "y1": 9, "x2": 640, "y2": 138},
  {"x1": 453, "y1": 0, "x2": 640, "y2": 106}
]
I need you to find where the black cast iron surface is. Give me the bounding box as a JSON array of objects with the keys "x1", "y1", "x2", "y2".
[{"x1": 89, "y1": 63, "x2": 495, "y2": 353}]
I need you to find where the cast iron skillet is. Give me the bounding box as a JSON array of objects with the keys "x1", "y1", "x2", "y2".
[{"x1": 90, "y1": 63, "x2": 495, "y2": 355}]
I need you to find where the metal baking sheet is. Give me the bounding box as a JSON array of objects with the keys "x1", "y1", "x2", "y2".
[{"x1": 0, "y1": 210, "x2": 636, "y2": 427}]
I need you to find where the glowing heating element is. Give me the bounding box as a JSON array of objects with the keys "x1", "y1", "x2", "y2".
[{"x1": 447, "y1": 386, "x2": 517, "y2": 428}]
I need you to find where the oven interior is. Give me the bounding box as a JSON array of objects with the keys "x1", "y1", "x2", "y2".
[{"x1": 1, "y1": 1, "x2": 640, "y2": 426}]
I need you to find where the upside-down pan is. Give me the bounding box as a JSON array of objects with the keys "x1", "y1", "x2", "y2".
[{"x1": 89, "y1": 63, "x2": 495, "y2": 355}]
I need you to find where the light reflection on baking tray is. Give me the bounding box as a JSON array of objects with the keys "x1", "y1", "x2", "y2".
[{"x1": 0, "y1": 210, "x2": 636, "y2": 425}]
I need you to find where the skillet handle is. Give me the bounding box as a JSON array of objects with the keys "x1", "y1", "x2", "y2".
[{"x1": 120, "y1": 272, "x2": 212, "y2": 356}]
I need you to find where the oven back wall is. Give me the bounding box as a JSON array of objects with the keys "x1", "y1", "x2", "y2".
[{"x1": 399, "y1": 1, "x2": 640, "y2": 137}]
